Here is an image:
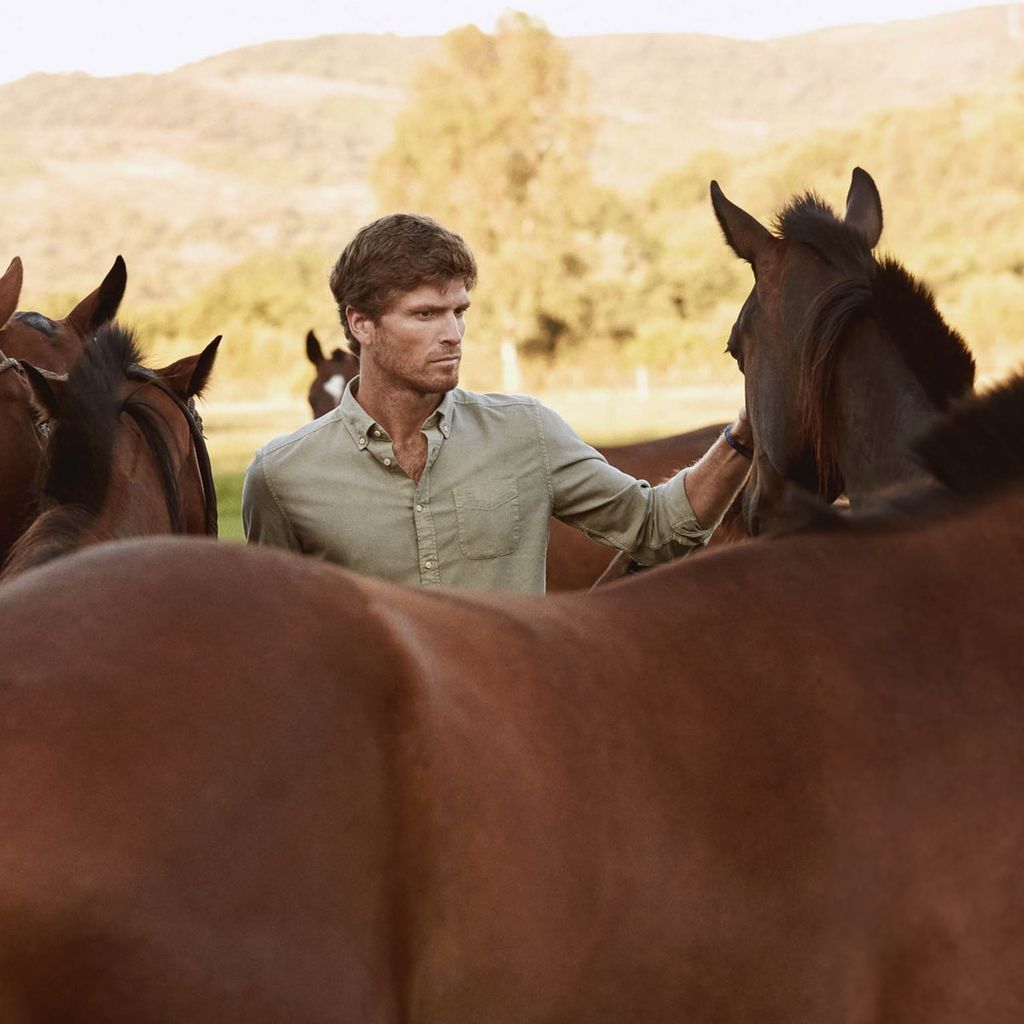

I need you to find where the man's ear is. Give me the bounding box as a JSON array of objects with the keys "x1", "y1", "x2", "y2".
[{"x1": 346, "y1": 306, "x2": 375, "y2": 347}]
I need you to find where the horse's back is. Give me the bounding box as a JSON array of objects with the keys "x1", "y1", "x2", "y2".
[
  {"x1": 0, "y1": 540, "x2": 411, "y2": 1021},
  {"x1": 1, "y1": 517, "x2": 1023, "y2": 1020}
]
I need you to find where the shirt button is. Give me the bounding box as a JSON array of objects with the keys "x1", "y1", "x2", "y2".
[
  {"x1": 383, "y1": 457, "x2": 392, "y2": 466},
  {"x1": 415, "y1": 503, "x2": 423, "y2": 512},
  {"x1": 357, "y1": 438, "x2": 367, "y2": 449},
  {"x1": 373, "y1": 429, "x2": 382, "y2": 438},
  {"x1": 424, "y1": 560, "x2": 433, "y2": 569}
]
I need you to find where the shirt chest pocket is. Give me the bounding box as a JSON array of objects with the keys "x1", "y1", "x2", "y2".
[{"x1": 452, "y1": 478, "x2": 521, "y2": 559}]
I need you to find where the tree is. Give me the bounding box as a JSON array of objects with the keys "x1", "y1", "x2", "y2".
[{"x1": 372, "y1": 13, "x2": 645, "y2": 372}]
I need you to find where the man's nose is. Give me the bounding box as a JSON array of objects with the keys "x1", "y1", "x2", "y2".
[{"x1": 440, "y1": 313, "x2": 464, "y2": 342}]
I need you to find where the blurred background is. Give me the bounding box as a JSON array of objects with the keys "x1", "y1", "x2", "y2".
[{"x1": 4, "y1": 1, "x2": 1023, "y2": 536}]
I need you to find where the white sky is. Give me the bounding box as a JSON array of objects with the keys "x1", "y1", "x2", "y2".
[{"x1": 0, "y1": 0, "x2": 1010, "y2": 84}]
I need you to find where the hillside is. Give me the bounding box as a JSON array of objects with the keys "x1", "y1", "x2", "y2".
[
  {"x1": 2, "y1": 4, "x2": 1021, "y2": 314},
  {"x1": 571, "y1": 4, "x2": 1024, "y2": 190}
]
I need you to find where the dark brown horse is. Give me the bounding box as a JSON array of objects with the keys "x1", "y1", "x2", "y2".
[
  {"x1": 0, "y1": 354, "x2": 52, "y2": 564},
  {"x1": 306, "y1": 328, "x2": 359, "y2": 419},
  {"x1": 0, "y1": 254, "x2": 125, "y2": 563},
  {"x1": 711, "y1": 168, "x2": 975, "y2": 534},
  {"x1": 0, "y1": 368, "x2": 1021, "y2": 1021},
  {"x1": 2, "y1": 323, "x2": 220, "y2": 578},
  {"x1": 0, "y1": 255, "x2": 127, "y2": 372}
]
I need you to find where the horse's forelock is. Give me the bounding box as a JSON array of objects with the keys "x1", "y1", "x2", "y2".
[{"x1": 775, "y1": 192, "x2": 873, "y2": 272}]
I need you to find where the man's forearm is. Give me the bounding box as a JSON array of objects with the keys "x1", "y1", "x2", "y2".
[{"x1": 681, "y1": 412, "x2": 753, "y2": 530}]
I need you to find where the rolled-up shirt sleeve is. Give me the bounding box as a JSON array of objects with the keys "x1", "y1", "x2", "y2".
[
  {"x1": 536, "y1": 403, "x2": 715, "y2": 565},
  {"x1": 242, "y1": 449, "x2": 302, "y2": 552}
]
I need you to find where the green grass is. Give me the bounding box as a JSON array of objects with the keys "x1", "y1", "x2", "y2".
[{"x1": 215, "y1": 470, "x2": 246, "y2": 543}]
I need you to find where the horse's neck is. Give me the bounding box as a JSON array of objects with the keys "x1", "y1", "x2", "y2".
[{"x1": 831, "y1": 320, "x2": 939, "y2": 506}]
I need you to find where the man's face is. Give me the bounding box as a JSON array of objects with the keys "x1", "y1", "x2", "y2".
[{"x1": 353, "y1": 279, "x2": 470, "y2": 396}]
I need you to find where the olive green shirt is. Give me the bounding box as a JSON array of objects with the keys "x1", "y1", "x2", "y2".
[{"x1": 242, "y1": 382, "x2": 715, "y2": 593}]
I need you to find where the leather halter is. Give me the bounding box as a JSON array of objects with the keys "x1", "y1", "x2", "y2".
[{"x1": 125, "y1": 364, "x2": 218, "y2": 536}]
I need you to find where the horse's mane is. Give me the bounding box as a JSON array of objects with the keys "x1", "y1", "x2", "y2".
[
  {"x1": 914, "y1": 370, "x2": 1024, "y2": 496},
  {"x1": 3, "y1": 323, "x2": 214, "y2": 576},
  {"x1": 770, "y1": 370, "x2": 1024, "y2": 538},
  {"x1": 42, "y1": 323, "x2": 137, "y2": 512},
  {"x1": 775, "y1": 193, "x2": 976, "y2": 496}
]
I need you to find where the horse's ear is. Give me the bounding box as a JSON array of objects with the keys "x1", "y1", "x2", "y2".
[
  {"x1": 0, "y1": 257, "x2": 24, "y2": 326},
  {"x1": 19, "y1": 361, "x2": 68, "y2": 419},
  {"x1": 66, "y1": 255, "x2": 127, "y2": 335},
  {"x1": 306, "y1": 330, "x2": 324, "y2": 366},
  {"x1": 710, "y1": 182, "x2": 775, "y2": 264},
  {"x1": 155, "y1": 336, "x2": 221, "y2": 400},
  {"x1": 844, "y1": 168, "x2": 883, "y2": 249}
]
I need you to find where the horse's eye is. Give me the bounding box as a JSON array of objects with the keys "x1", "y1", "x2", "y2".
[{"x1": 36, "y1": 419, "x2": 52, "y2": 438}]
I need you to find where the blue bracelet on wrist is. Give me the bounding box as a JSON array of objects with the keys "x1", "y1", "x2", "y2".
[{"x1": 723, "y1": 424, "x2": 754, "y2": 459}]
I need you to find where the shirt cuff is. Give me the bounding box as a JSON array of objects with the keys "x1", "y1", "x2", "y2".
[{"x1": 668, "y1": 467, "x2": 718, "y2": 545}]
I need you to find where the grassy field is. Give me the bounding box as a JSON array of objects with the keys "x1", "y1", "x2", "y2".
[{"x1": 204, "y1": 384, "x2": 746, "y2": 542}]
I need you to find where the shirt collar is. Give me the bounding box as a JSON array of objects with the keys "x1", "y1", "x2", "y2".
[{"x1": 338, "y1": 376, "x2": 455, "y2": 447}]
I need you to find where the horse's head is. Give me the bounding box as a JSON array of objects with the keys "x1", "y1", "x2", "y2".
[
  {"x1": 0, "y1": 352, "x2": 61, "y2": 563},
  {"x1": 306, "y1": 329, "x2": 359, "y2": 419},
  {"x1": 124, "y1": 336, "x2": 222, "y2": 536},
  {"x1": 4, "y1": 326, "x2": 220, "y2": 578},
  {"x1": 710, "y1": 168, "x2": 884, "y2": 535},
  {"x1": 0, "y1": 256, "x2": 127, "y2": 373}
]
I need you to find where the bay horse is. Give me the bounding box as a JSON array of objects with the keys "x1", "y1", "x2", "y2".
[
  {"x1": 0, "y1": 368, "x2": 1021, "y2": 1021},
  {"x1": 710, "y1": 168, "x2": 976, "y2": 534},
  {"x1": 306, "y1": 328, "x2": 359, "y2": 419},
  {"x1": 2, "y1": 322, "x2": 220, "y2": 578},
  {"x1": 0, "y1": 254, "x2": 127, "y2": 372}
]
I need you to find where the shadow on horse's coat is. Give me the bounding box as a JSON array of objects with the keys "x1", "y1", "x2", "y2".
[
  {"x1": 306, "y1": 329, "x2": 359, "y2": 419},
  {"x1": 0, "y1": 255, "x2": 127, "y2": 373},
  {"x1": 711, "y1": 168, "x2": 975, "y2": 535},
  {"x1": 1, "y1": 322, "x2": 220, "y2": 579},
  {"x1": 0, "y1": 369, "x2": 1022, "y2": 1021}
]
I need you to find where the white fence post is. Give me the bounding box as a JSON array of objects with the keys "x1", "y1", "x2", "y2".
[{"x1": 501, "y1": 340, "x2": 521, "y2": 393}]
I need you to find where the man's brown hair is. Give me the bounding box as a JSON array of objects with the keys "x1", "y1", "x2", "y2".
[{"x1": 329, "y1": 214, "x2": 478, "y2": 357}]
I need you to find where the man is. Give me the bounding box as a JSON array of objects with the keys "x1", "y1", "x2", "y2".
[{"x1": 242, "y1": 214, "x2": 752, "y2": 593}]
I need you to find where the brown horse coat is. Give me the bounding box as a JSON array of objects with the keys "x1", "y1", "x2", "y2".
[{"x1": 0, "y1": 456, "x2": 1021, "y2": 1020}]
